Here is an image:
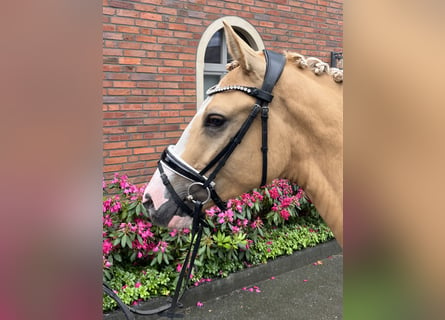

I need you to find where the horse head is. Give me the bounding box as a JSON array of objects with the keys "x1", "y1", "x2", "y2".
[{"x1": 142, "y1": 21, "x2": 343, "y2": 247}]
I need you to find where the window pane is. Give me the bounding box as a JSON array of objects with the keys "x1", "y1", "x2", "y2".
[
  {"x1": 204, "y1": 30, "x2": 222, "y2": 64},
  {"x1": 204, "y1": 74, "x2": 221, "y2": 98}
]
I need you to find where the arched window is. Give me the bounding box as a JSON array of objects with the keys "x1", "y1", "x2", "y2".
[{"x1": 196, "y1": 17, "x2": 265, "y2": 109}]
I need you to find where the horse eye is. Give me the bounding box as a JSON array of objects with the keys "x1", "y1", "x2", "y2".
[{"x1": 204, "y1": 114, "x2": 226, "y2": 128}]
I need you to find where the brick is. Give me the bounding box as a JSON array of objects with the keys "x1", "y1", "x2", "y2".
[
  {"x1": 118, "y1": 57, "x2": 141, "y2": 65},
  {"x1": 104, "y1": 157, "x2": 127, "y2": 165},
  {"x1": 116, "y1": 26, "x2": 140, "y2": 33},
  {"x1": 116, "y1": 42, "x2": 140, "y2": 50},
  {"x1": 121, "y1": 119, "x2": 144, "y2": 126},
  {"x1": 109, "y1": 149, "x2": 132, "y2": 157},
  {"x1": 123, "y1": 162, "x2": 146, "y2": 170},
  {"x1": 103, "y1": 32, "x2": 123, "y2": 40},
  {"x1": 108, "y1": 0, "x2": 134, "y2": 9},
  {"x1": 135, "y1": 35, "x2": 156, "y2": 43},
  {"x1": 110, "y1": 16, "x2": 135, "y2": 25},
  {"x1": 104, "y1": 164, "x2": 123, "y2": 172},
  {"x1": 128, "y1": 140, "x2": 148, "y2": 148},
  {"x1": 108, "y1": 89, "x2": 132, "y2": 95},
  {"x1": 140, "y1": 12, "x2": 163, "y2": 21},
  {"x1": 104, "y1": 142, "x2": 127, "y2": 150},
  {"x1": 103, "y1": 127, "x2": 126, "y2": 134},
  {"x1": 103, "y1": 7, "x2": 115, "y2": 15},
  {"x1": 133, "y1": 147, "x2": 156, "y2": 155},
  {"x1": 116, "y1": 9, "x2": 140, "y2": 18}
]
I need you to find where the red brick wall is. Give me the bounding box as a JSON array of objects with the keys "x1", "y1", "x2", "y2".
[{"x1": 103, "y1": 0, "x2": 343, "y2": 185}]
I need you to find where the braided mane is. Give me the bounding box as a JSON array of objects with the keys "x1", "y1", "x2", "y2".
[
  {"x1": 287, "y1": 52, "x2": 343, "y2": 83},
  {"x1": 226, "y1": 51, "x2": 343, "y2": 84}
]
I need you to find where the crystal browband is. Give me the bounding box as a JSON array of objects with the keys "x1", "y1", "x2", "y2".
[{"x1": 206, "y1": 85, "x2": 273, "y2": 103}]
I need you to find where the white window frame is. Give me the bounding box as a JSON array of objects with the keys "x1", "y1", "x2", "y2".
[{"x1": 196, "y1": 17, "x2": 265, "y2": 109}]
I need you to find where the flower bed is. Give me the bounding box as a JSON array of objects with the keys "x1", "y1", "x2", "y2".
[{"x1": 103, "y1": 173, "x2": 334, "y2": 311}]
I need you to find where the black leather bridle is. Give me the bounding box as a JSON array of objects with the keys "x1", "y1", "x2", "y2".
[
  {"x1": 159, "y1": 50, "x2": 286, "y2": 216},
  {"x1": 103, "y1": 50, "x2": 286, "y2": 319}
]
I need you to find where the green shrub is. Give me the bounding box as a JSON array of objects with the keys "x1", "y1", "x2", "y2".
[{"x1": 103, "y1": 173, "x2": 334, "y2": 312}]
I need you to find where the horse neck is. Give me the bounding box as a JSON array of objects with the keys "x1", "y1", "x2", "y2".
[{"x1": 276, "y1": 69, "x2": 343, "y2": 244}]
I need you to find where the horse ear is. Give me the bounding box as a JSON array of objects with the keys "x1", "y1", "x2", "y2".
[{"x1": 222, "y1": 21, "x2": 259, "y2": 72}]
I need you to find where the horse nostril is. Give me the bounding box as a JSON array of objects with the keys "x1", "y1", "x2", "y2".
[{"x1": 143, "y1": 194, "x2": 153, "y2": 209}]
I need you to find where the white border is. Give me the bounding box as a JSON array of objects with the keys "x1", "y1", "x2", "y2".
[{"x1": 196, "y1": 17, "x2": 265, "y2": 109}]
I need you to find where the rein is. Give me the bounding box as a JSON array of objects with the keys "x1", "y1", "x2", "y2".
[{"x1": 103, "y1": 50, "x2": 285, "y2": 318}]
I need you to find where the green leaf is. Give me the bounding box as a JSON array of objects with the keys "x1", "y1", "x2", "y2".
[
  {"x1": 136, "y1": 202, "x2": 147, "y2": 215},
  {"x1": 121, "y1": 234, "x2": 129, "y2": 248},
  {"x1": 130, "y1": 251, "x2": 137, "y2": 262},
  {"x1": 121, "y1": 209, "x2": 128, "y2": 220},
  {"x1": 125, "y1": 235, "x2": 133, "y2": 248},
  {"x1": 128, "y1": 201, "x2": 138, "y2": 210}
]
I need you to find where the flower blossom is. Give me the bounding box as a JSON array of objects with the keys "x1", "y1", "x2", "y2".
[
  {"x1": 102, "y1": 238, "x2": 113, "y2": 255},
  {"x1": 103, "y1": 214, "x2": 113, "y2": 227},
  {"x1": 280, "y1": 209, "x2": 291, "y2": 220}
]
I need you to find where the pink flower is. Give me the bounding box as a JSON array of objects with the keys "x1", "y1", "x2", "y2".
[
  {"x1": 196, "y1": 301, "x2": 204, "y2": 308},
  {"x1": 103, "y1": 256, "x2": 112, "y2": 268},
  {"x1": 280, "y1": 209, "x2": 290, "y2": 220},
  {"x1": 269, "y1": 187, "x2": 280, "y2": 199},
  {"x1": 135, "y1": 282, "x2": 141, "y2": 288},
  {"x1": 231, "y1": 226, "x2": 240, "y2": 234},
  {"x1": 169, "y1": 229, "x2": 177, "y2": 237},
  {"x1": 103, "y1": 215, "x2": 113, "y2": 227},
  {"x1": 205, "y1": 207, "x2": 217, "y2": 218},
  {"x1": 176, "y1": 264, "x2": 183, "y2": 272},
  {"x1": 102, "y1": 239, "x2": 113, "y2": 255},
  {"x1": 281, "y1": 197, "x2": 292, "y2": 207}
]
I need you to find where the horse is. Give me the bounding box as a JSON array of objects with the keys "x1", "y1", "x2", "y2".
[{"x1": 143, "y1": 21, "x2": 343, "y2": 247}]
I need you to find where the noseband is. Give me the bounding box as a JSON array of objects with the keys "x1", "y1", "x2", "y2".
[{"x1": 158, "y1": 50, "x2": 286, "y2": 215}]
